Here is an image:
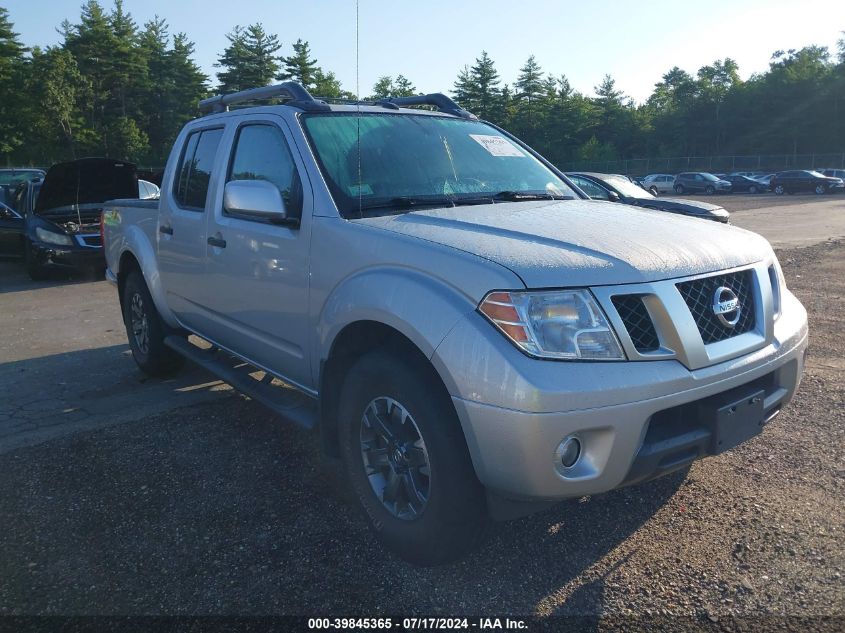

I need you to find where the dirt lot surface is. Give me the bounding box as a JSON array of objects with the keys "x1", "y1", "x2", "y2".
[{"x1": 0, "y1": 196, "x2": 843, "y2": 621}]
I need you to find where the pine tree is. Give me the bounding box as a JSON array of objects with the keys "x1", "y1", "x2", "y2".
[
  {"x1": 469, "y1": 51, "x2": 501, "y2": 120},
  {"x1": 278, "y1": 38, "x2": 318, "y2": 88},
  {"x1": 0, "y1": 7, "x2": 27, "y2": 157},
  {"x1": 369, "y1": 75, "x2": 416, "y2": 99},
  {"x1": 217, "y1": 24, "x2": 281, "y2": 92}
]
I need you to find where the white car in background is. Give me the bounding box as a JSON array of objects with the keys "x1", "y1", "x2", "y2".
[{"x1": 641, "y1": 173, "x2": 676, "y2": 195}]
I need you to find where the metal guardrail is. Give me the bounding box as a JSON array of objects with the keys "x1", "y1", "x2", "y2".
[{"x1": 560, "y1": 153, "x2": 845, "y2": 176}]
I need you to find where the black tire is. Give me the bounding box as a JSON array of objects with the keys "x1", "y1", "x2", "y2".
[
  {"x1": 649, "y1": 186, "x2": 659, "y2": 196},
  {"x1": 122, "y1": 269, "x2": 185, "y2": 377},
  {"x1": 749, "y1": 185, "x2": 758, "y2": 194},
  {"x1": 774, "y1": 184, "x2": 785, "y2": 195},
  {"x1": 674, "y1": 184, "x2": 685, "y2": 194},
  {"x1": 24, "y1": 241, "x2": 49, "y2": 281},
  {"x1": 705, "y1": 185, "x2": 715, "y2": 195},
  {"x1": 814, "y1": 184, "x2": 826, "y2": 195},
  {"x1": 337, "y1": 350, "x2": 486, "y2": 566}
]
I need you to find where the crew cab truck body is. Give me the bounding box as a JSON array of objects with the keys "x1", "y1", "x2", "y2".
[{"x1": 103, "y1": 83, "x2": 808, "y2": 565}]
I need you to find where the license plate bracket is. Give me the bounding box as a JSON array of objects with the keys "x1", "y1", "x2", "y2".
[{"x1": 708, "y1": 389, "x2": 766, "y2": 454}]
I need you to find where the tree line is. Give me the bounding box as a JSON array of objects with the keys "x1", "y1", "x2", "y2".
[{"x1": 1, "y1": 1, "x2": 843, "y2": 169}]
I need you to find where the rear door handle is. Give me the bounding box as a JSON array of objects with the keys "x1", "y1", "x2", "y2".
[
  {"x1": 159, "y1": 225, "x2": 173, "y2": 235},
  {"x1": 207, "y1": 236, "x2": 227, "y2": 248}
]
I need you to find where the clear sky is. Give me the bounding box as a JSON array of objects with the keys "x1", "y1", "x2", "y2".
[{"x1": 6, "y1": 0, "x2": 845, "y2": 103}]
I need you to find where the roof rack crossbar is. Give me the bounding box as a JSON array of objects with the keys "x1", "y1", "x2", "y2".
[
  {"x1": 376, "y1": 93, "x2": 477, "y2": 119},
  {"x1": 198, "y1": 82, "x2": 331, "y2": 114}
]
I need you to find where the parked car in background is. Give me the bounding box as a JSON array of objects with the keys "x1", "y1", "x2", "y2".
[
  {"x1": 770, "y1": 170, "x2": 844, "y2": 195},
  {"x1": 0, "y1": 201, "x2": 25, "y2": 258},
  {"x1": 0, "y1": 168, "x2": 45, "y2": 210},
  {"x1": 753, "y1": 174, "x2": 775, "y2": 189},
  {"x1": 24, "y1": 157, "x2": 138, "y2": 279},
  {"x1": 566, "y1": 172, "x2": 729, "y2": 222},
  {"x1": 725, "y1": 175, "x2": 766, "y2": 194},
  {"x1": 674, "y1": 172, "x2": 732, "y2": 195},
  {"x1": 138, "y1": 179, "x2": 160, "y2": 199},
  {"x1": 819, "y1": 168, "x2": 845, "y2": 184},
  {"x1": 641, "y1": 174, "x2": 676, "y2": 195},
  {"x1": 728, "y1": 171, "x2": 764, "y2": 179}
]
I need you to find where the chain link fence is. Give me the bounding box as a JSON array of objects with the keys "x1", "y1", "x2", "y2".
[{"x1": 559, "y1": 153, "x2": 845, "y2": 176}]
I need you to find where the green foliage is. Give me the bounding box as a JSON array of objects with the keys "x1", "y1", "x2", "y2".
[
  {"x1": 369, "y1": 75, "x2": 418, "y2": 100},
  {"x1": 278, "y1": 38, "x2": 318, "y2": 87},
  {"x1": 216, "y1": 23, "x2": 281, "y2": 92},
  {"x1": 2, "y1": 4, "x2": 843, "y2": 170}
]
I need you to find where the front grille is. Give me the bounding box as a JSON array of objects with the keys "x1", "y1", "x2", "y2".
[
  {"x1": 676, "y1": 269, "x2": 755, "y2": 344},
  {"x1": 612, "y1": 294, "x2": 660, "y2": 353}
]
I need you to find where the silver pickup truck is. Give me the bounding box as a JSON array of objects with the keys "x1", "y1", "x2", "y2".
[{"x1": 103, "y1": 83, "x2": 808, "y2": 565}]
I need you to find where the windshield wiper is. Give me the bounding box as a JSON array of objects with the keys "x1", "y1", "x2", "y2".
[
  {"x1": 357, "y1": 196, "x2": 456, "y2": 213},
  {"x1": 451, "y1": 190, "x2": 571, "y2": 205},
  {"x1": 492, "y1": 190, "x2": 570, "y2": 201}
]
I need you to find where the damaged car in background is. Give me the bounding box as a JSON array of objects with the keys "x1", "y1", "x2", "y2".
[{"x1": 23, "y1": 157, "x2": 138, "y2": 280}]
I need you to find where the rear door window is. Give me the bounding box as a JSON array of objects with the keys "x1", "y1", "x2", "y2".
[{"x1": 173, "y1": 128, "x2": 224, "y2": 210}]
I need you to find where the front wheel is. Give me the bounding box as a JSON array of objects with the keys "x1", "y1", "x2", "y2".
[
  {"x1": 705, "y1": 185, "x2": 715, "y2": 195},
  {"x1": 749, "y1": 185, "x2": 759, "y2": 194},
  {"x1": 122, "y1": 270, "x2": 185, "y2": 376},
  {"x1": 814, "y1": 184, "x2": 826, "y2": 195},
  {"x1": 774, "y1": 184, "x2": 785, "y2": 195},
  {"x1": 649, "y1": 186, "x2": 659, "y2": 196},
  {"x1": 338, "y1": 350, "x2": 486, "y2": 566}
]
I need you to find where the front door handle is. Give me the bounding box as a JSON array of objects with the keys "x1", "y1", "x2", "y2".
[
  {"x1": 207, "y1": 236, "x2": 227, "y2": 248},
  {"x1": 159, "y1": 225, "x2": 173, "y2": 235}
]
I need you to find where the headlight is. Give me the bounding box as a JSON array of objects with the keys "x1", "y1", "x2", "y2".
[
  {"x1": 35, "y1": 226, "x2": 73, "y2": 246},
  {"x1": 479, "y1": 289, "x2": 625, "y2": 360}
]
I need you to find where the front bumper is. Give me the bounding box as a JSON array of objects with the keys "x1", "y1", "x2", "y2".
[
  {"x1": 30, "y1": 240, "x2": 104, "y2": 270},
  {"x1": 433, "y1": 289, "x2": 808, "y2": 501}
]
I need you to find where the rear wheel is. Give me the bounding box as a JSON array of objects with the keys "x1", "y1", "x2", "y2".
[
  {"x1": 338, "y1": 350, "x2": 486, "y2": 565},
  {"x1": 674, "y1": 184, "x2": 685, "y2": 194},
  {"x1": 122, "y1": 270, "x2": 184, "y2": 376},
  {"x1": 774, "y1": 184, "x2": 785, "y2": 195}
]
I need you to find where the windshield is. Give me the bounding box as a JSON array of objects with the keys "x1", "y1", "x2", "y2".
[
  {"x1": 701, "y1": 173, "x2": 720, "y2": 182},
  {"x1": 302, "y1": 113, "x2": 577, "y2": 217},
  {"x1": 603, "y1": 175, "x2": 652, "y2": 199}
]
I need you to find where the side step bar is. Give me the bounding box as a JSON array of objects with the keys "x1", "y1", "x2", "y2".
[{"x1": 164, "y1": 335, "x2": 317, "y2": 429}]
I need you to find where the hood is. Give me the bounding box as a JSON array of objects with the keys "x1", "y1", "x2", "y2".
[
  {"x1": 35, "y1": 158, "x2": 137, "y2": 215},
  {"x1": 355, "y1": 199, "x2": 772, "y2": 288}
]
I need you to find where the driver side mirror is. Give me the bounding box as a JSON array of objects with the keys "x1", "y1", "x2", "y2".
[
  {"x1": 223, "y1": 179, "x2": 294, "y2": 225},
  {"x1": 607, "y1": 191, "x2": 621, "y2": 203}
]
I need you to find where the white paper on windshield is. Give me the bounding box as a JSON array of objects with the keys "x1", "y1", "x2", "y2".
[{"x1": 469, "y1": 134, "x2": 525, "y2": 157}]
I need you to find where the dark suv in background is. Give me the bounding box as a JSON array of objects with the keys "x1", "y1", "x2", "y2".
[
  {"x1": 770, "y1": 170, "x2": 844, "y2": 195},
  {"x1": 673, "y1": 172, "x2": 732, "y2": 195}
]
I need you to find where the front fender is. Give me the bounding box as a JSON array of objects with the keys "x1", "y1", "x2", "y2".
[{"x1": 315, "y1": 266, "x2": 477, "y2": 381}]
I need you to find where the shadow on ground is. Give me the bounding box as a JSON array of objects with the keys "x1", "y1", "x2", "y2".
[{"x1": 0, "y1": 395, "x2": 687, "y2": 615}]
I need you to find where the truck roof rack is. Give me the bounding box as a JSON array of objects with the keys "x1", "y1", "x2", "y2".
[
  {"x1": 198, "y1": 82, "x2": 331, "y2": 114},
  {"x1": 375, "y1": 94, "x2": 477, "y2": 120}
]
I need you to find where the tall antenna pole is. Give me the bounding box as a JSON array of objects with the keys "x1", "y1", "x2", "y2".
[{"x1": 356, "y1": 0, "x2": 362, "y2": 218}]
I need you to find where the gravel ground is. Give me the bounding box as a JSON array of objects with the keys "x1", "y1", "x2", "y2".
[{"x1": 0, "y1": 242, "x2": 843, "y2": 621}]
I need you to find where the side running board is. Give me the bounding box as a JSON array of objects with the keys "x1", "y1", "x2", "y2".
[{"x1": 164, "y1": 335, "x2": 317, "y2": 429}]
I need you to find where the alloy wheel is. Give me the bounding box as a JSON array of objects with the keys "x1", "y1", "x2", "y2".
[
  {"x1": 360, "y1": 396, "x2": 431, "y2": 520},
  {"x1": 130, "y1": 292, "x2": 150, "y2": 355}
]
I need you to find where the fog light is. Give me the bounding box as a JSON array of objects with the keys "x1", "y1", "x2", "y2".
[{"x1": 558, "y1": 436, "x2": 581, "y2": 468}]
